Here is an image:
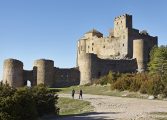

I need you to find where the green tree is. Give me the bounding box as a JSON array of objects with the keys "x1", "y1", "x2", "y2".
[{"x1": 148, "y1": 45, "x2": 167, "y2": 85}]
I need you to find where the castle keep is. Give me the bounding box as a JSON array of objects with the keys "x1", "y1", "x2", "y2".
[
  {"x1": 2, "y1": 14, "x2": 158, "y2": 87},
  {"x1": 77, "y1": 14, "x2": 157, "y2": 85}
]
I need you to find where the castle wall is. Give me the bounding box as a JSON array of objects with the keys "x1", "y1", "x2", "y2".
[
  {"x1": 23, "y1": 70, "x2": 36, "y2": 86},
  {"x1": 78, "y1": 52, "x2": 138, "y2": 84},
  {"x1": 98, "y1": 59, "x2": 137, "y2": 75},
  {"x1": 2, "y1": 14, "x2": 159, "y2": 87},
  {"x1": 77, "y1": 14, "x2": 133, "y2": 59},
  {"x1": 80, "y1": 32, "x2": 129, "y2": 59},
  {"x1": 3, "y1": 59, "x2": 24, "y2": 87},
  {"x1": 53, "y1": 67, "x2": 80, "y2": 87},
  {"x1": 2, "y1": 59, "x2": 80, "y2": 88}
]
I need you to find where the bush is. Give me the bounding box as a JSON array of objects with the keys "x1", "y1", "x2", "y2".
[
  {"x1": 32, "y1": 84, "x2": 59, "y2": 116},
  {"x1": 112, "y1": 75, "x2": 131, "y2": 91},
  {"x1": 95, "y1": 76, "x2": 108, "y2": 85},
  {"x1": 11, "y1": 88, "x2": 38, "y2": 120},
  {"x1": 140, "y1": 75, "x2": 165, "y2": 96},
  {"x1": 140, "y1": 80, "x2": 153, "y2": 94},
  {"x1": 163, "y1": 86, "x2": 167, "y2": 97},
  {"x1": 0, "y1": 84, "x2": 59, "y2": 120},
  {"x1": 130, "y1": 78, "x2": 142, "y2": 92},
  {"x1": 0, "y1": 84, "x2": 16, "y2": 97},
  {"x1": 152, "y1": 79, "x2": 165, "y2": 96},
  {"x1": 95, "y1": 71, "x2": 118, "y2": 85}
]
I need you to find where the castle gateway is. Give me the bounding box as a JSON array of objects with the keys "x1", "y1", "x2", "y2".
[{"x1": 2, "y1": 14, "x2": 157, "y2": 87}]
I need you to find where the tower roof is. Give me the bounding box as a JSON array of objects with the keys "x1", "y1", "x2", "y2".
[{"x1": 85, "y1": 29, "x2": 102, "y2": 34}]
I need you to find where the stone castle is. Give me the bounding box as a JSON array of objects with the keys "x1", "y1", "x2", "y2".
[{"x1": 2, "y1": 14, "x2": 158, "y2": 87}]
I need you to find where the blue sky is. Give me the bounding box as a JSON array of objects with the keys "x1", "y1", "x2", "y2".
[{"x1": 0, "y1": 0, "x2": 167, "y2": 80}]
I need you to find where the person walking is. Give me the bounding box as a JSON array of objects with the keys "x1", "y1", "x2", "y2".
[
  {"x1": 72, "y1": 89, "x2": 75, "y2": 99},
  {"x1": 79, "y1": 89, "x2": 83, "y2": 99}
]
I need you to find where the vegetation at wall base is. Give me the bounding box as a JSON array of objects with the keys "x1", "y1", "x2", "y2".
[
  {"x1": 94, "y1": 45, "x2": 167, "y2": 97},
  {"x1": 0, "y1": 84, "x2": 59, "y2": 120},
  {"x1": 52, "y1": 46, "x2": 167, "y2": 100}
]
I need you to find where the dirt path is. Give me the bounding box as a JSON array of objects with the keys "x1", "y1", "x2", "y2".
[{"x1": 56, "y1": 94, "x2": 167, "y2": 120}]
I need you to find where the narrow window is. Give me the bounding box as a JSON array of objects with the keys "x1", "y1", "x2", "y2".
[
  {"x1": 92, "y1": 48, "x2": 93, "y2": 51},
  {"x1": 123, "y1": 44, "x2": 124, "y2": 47},
  {"x1": 78, "y1": 47, "x2": 80, "y2": 54},
  {"x1": 103, "y1": 45, "x2": 105, "y2": 48},
  {"x1": 123, "y1": 35, "x2": 125, "y2": 39},
  {"x1": 98, "y1": 72, "x2": 101, "y2": 78},
  {"x1": 92, "y1": 43, "x2": 94, "y2": 45}
]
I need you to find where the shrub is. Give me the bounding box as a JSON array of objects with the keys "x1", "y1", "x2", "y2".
[
  {"x1": 140, "y1": 80, "x2": 153, "y2": 94},
  {"x1": 163, "y1": 86, "x2": 167, "y2": 97},
  {"x1": 0, "y1": 84, "x2": 59, "y2": 120},
  {"x1": 152, "y1": 79, "x2": 165, "y2": 96},
  {"x1": 95, "y1": 71, "x2": 118, "y2": 85},
  {"x1": 0, "y1": 84, "x2": 16, "y2": 97},
  {"x1": 11, "y1": 88, "x2": 38, "y2": 120},
  {"x1": 130, "y1": 78, "x2": 142, "y2": 92},
  {"x1": 112, "y1": 74, "x2": 132, "y2": 91},
  {"x1": 95, "y1": 76, "x2": 108, "y2": 85},
  {"x1": 32, "y1": 84, "x2": 59, "y2": 116},
  {"x1": 140, "y1": 75, "x2": 165, "y2": 96}
]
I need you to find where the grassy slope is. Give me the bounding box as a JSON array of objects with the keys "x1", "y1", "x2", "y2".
[
  {"x1": 58, "y1": 97, "x2": 93, "y2": 115},
  {"x1": 149, "y1": 112, "x2": 167, "y2": 120},
  {"x1": 53, "y1": 85, "x2": 148, "y2": 99}
]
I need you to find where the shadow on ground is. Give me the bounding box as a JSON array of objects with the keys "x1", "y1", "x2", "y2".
[{"x1": 41, "y1": 112, "x2": 120, "y2": 120}]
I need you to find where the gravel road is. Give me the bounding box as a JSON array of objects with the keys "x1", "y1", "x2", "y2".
[{"x1": 49, "y1": 94, "x2": 167, "y2": 120}]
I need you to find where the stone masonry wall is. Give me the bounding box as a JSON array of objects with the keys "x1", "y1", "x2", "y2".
[
  {"x1": 53, "y1": 67, "x2": 80, "y2": 87},
  {"x1": 3, "y1": 59, "x2": 24, "y2": 87},
  {"x1": 2, "y1": 59, "x2": 80, "y2": 88}
]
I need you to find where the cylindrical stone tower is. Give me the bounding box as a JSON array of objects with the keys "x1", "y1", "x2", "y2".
[
  {"x1": 133, "y1": 39, "x2": 146, "y2": 72},
  {"x1": 34, "y1": 59, "x2": 54, "y2": 87},
  {"x1": 79, "y1": 54, "x2": 93, "y2": 85},
  {"x1": 3, "y1": 59, "x2": 24, "y2": 87}
]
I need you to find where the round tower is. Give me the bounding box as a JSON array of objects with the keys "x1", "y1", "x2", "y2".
[
  {"x1": 77, "y1": 39, "x2": 86, "y2": 67},
  {"x1": 3, "y1": 59, "x2": 24, "y2": 87},
  {"x1": 77, "y1": 39, "x2": 89, "y2": 85},
  {"x1": 79, "y1": 54, "x2": 93, "y2": 85},
  {"x1": 133, "y1": 39, "x2": 146, "y2": 72},
  {"x1": 77, "y1": 38, "x2": 97, "y2": 85},
  {"x1": 34, "y1": 59, "x2": 54, "y2": 87}
]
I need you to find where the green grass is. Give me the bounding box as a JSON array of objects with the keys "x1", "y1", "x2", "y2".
[
  {"x1": 50, "y1": 85, "x2": 148, "y2": 99},
  {"x1": 151, "y1": 112, "x2": 167, "y2": 116},
  {"x1": 150, "y1": 112, "x2": 167, "y2": 120},
  {"x1": 57, "y1": 97, "x2": 93, "y2": 115}
]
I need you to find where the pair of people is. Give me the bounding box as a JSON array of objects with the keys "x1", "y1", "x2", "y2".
[{"x1": 72, "y1": 89, "x2": 83, "y2": 99}]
